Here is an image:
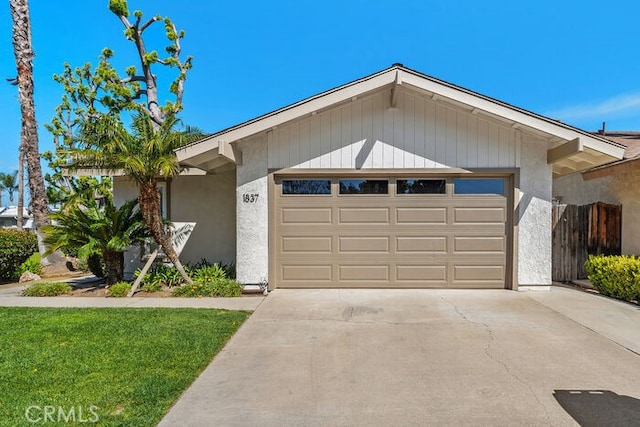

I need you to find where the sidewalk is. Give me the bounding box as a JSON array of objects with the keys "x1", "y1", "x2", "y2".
[{"x1": 0, "y1": 287, "x2": 264, "y2": 312}]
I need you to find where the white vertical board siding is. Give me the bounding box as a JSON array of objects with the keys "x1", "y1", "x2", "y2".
[{"x1": 267, "y1": 89, "x2": 518, "y2": 169}]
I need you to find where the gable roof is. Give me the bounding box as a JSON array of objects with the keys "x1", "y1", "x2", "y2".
[{"x1": 176, "y1": 64, "x2": 625, "y2": 176}]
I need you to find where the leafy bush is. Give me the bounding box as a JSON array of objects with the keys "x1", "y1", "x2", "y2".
[
  {"x1": 108, "y1": 281, "x2": 131, "y2": 298},
  {"x1": 188, "y1": 259, "x2": 236, "y2": 279},
  {"x1": 86, "y1": 253, "x2": 105, "y2": 278},
  {"x1": 172, "y1": 278, "x2": 243, "y2": 298},
  {"x1": 23, "y1": 282, "x2": 72, "y2": 297},
  {"x1": 141, "y1": 281, "x2": 163, "y2": 293},
  {"x1": 135, "y1": 263, "x2": 184, "y2": 289},
  {"x1": 16, "y1": 252, "x2": 42, "y2": 277},
  {"x1": 133, "y1": 260, "x2": 239, "y2": 295},
  {"x1": 0, "y1": 229, "x2": 38, "y2": 281},
  {"x1": 585, "y1": 255, "x2": 640, "y2": 302},
  {"x1": 190, "y1": 264, "x2": 226, "y2": 283}
]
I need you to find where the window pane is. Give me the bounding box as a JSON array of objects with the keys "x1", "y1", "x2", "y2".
[
  {"x1": 282, "y1": 180, "x2": 331, "y2": 195},
  {"x1": 339, "y1": 179, "x2": 388, "y2": 194},
  {"x1": 453, "y1": 178, "x2": 504, "y2": 195},
  {"x1": 397, "y1": 179, "x2": 446, "y2": 194}
]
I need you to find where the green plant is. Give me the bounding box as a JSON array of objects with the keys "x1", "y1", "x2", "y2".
[
  {"x1": 190, "y1": 263, "x2": 226, "y2": 283},
  {"x1": 22, "y1": 282, "x2": 72, "y2": 297},
  {"x1": 86, "y1": 253, "x2": 105, "y2": 278},
  {"x1": 0, "y1": 229, "x2": 38, "y2": 281},
  {"x1": 585, "y1": 255, "x2": 640, "y2": 302},
  {"x1": 16, "y1": 252, "x2": 42, "y2": 277},
  {"x1": 136, "y1": 263, "x2": 185, "y2": 289},
  {"x1": 107, "y1": 281, "x2": 131, "y2": 297},
  {"x1": 43, "y1": 198, "x2": 149, "y2": 285},
  {"x1": 140, "y1": 281, "x2": 163, "y2": 293},
  {"x1": 173, "y1": 278, "x2": 243, "y2": 298}
]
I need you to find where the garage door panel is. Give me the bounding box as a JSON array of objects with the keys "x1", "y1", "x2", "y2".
[
  {"x1": 396, "y1": 207, "x2": 447, "y2": 224},
  {"x1": 281, "y1": 265, "x2": 333, "y2": 281},
  {"x1": 396, "y1": 265, "x2": 447, "y2": 282},
  {"x1": 339, "y1": 265, "x2": 390, "y2": 281},
  {"x1": 339, "y1": 207, "x2": 389, "y2": 224},
  {"x1": 282, "y1": 208, "x2": 332, "y2": 224},
  {"x1": 454, "y1": 207, "x2": 505, "y2": 224},
  {"x1": 281, "y1": 236, "x2": 333, "y2": 253},
  {"x1": 396, "y1": 236, "x2": 447, "y2": 253},
  {"x1": 453, "y1": 265, "x2": 504, "y2": 281},
  {"x1": 339, "y1": 236, "x2": 390, "y2": 253},
  {"x1": 453, "y1": 236, "x2": 505, "y2": 253}
]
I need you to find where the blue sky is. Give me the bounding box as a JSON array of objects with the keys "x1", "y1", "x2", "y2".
[{"x1": 1, "y1": 1, "x2": 640, "y2": 202}]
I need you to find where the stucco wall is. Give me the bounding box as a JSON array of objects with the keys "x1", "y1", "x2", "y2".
[
  {"x1": 552, "y1": 172, "x2": 618, "y2": 205},
  {"x1": 113, "y1": 173, "x2": 236, "y2": 277},
  {"x1": 236, "y1": 137, "x2": 269, "y2": 284},
  {"x1": 170, "y1": 172, "x2": 236, "y2": 265},
  {"x1": 517, "y1": 134, "x2": 552, "y2": 286},
  {"x1": 611, "y1": 168, "x2": 640, "y2": 255}
]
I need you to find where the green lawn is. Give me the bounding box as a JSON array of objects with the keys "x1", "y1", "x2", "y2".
[{"x1": 0, "y1": 307, "x2": 250, "y2": 426}]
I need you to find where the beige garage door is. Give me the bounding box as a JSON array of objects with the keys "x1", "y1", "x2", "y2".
[{"x1": 272, "y1": 175, "x2": 510, "y2": 289}]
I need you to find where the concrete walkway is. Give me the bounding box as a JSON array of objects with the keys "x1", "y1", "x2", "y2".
[
  {"x1": 159, "y1": 286, "x2": 640, "y2": 426},
  {"x1": 0, "y1": 284, "x2": 265, "y2": 311}
]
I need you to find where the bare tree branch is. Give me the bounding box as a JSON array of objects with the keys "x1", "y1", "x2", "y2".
[
  {"x1": 120, "y1": 75, "x2": 146, "y2": 84},
  {"x1": 140, "y1": 16, "x2": 159, "y2": 33}
]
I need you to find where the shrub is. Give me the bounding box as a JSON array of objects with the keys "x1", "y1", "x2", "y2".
[
  {"x1": 16, "y1": 252, "x2": 42, "y2": 277},
  {"x1": 141, "y1": 281, "x2": 163, "y2": 293},
  {"x1": 173, "y1": 279, "x2": 243, "y2": 298},
  {"x1": 585, "y1": 255, "x2": 640, "y2": 302},
  {"x1": 108, "y1": 281, "x2": 131, "y2": 298},
  {"x1": 0, "y1": 229, "x2": 38, "y2": 281},
  {"x1": 135, "y1": 263, "x2": 185, "y2": 289},
  {"x1": 190, "y1": 264, "x2": 226, "y2": 283},
  {"x1": 86, "y1": 253, "x2": 105, "y2": 278},
  {"x1": 23, "y1": 282, "x2": 72, "y2": 297}
]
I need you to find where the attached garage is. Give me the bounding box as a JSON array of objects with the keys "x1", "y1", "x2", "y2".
[
  {"x1": 271, "y1": 172, "x2": 513, "y2": 288},
  {"x1": 173, "y1": 64, "x2": 626, "y2": 291}
]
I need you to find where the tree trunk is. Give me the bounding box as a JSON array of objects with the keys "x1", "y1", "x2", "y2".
[
  {"x1": 138, "y1": 181, "x2": 192, "y2": 284},
  {"x1": 17, "y1": 149, "x2": 24, "y2": 230},
  {"x1": 10, "y1": 0, "x2": 48, "y2": 229},
  {"x1": 10, "y1": 0, "x2": 63, "y2": 267},
  {"x1": 102, "y1": 249, "x2": 124, "y2": 286}
]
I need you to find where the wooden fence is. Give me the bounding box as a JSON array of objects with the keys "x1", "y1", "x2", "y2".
[{"x1": 552, "y1": 202, "x2": 621, "y2": 282}]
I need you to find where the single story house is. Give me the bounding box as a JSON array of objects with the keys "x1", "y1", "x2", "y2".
[
  {"x1": 114, "y1": 64, "x2": 625, "y2": 290},
  {"x1": 553, "y1": 131, "x2": 640, "y2": 255},
  {"x1": 0, "y1": 206, "x2": 33, "y2": 229}
]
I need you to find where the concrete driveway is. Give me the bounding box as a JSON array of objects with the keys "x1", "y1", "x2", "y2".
[{"x1": 160, "y1": 287, "x2": 640, "y2": 426}]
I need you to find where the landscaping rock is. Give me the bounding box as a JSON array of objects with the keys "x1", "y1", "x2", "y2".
[{"x1": 19, "y1": 271, "x2": 41, "y2": 283}]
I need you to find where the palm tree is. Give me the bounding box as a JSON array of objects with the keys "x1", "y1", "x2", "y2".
[
  {"x1": 67, "y1": 113, "x2": 202, "y2": 284},
  {"x1": 43, "y1": 198, "x2": 149, "y2": 286},
  {"x1": 10, "y1": 0, "x2": 50, "y2": 228},
  {"x1": 0, "y1": 171, "x2": 19, "y2": 205}
]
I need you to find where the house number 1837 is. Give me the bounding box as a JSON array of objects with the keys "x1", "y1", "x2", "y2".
[{"x1": 242, "y1": 193, "x2": 259, "y2": 203}]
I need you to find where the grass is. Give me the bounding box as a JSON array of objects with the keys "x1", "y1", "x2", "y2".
[
  {"x1": 22, "y1": 282, "x2": 72, "y2": 297},
  {"x1": 0, "y1": 307, "x2": 250, "y2": 426}
]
